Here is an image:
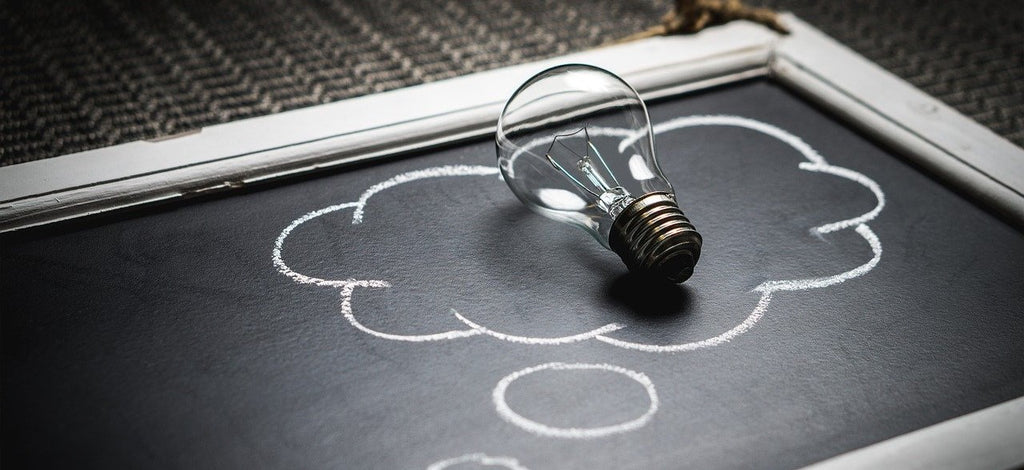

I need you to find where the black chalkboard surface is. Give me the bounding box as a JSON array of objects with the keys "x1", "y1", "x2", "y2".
[{"x1": 3, "y1": 80, "x2": 1023, "y2": 469}]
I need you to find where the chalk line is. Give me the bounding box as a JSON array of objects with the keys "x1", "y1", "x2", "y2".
[
  {"x1": 352, "y1": 165, "x2": 499, "y2": 224},
  {"x1": 754, "y1": 224, "x2": 882, "y2": 293},
  {"x1": 622, "y1": 115, "x2": 825, "y2": 165},
  {"x1": 493, "y1": 362, "x2": 658, "y2": 439},
  {"x1": 426, "y1": 453, "x2": 529, "y2": 470},
  {"x1": 452, "y1": 309, "x2": 624, "y2": 345},
  {"x1": 800, "y1": 163, "x2": 885, "y2": 234},
  {"x1": 339, "y1": 281, "x2": 482, "y2": 342},
  {"x1": 273, "y1": 201, "x2": 359, "y2": 287}
]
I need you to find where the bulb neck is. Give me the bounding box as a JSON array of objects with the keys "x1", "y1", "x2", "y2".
[{"x1": 608, "y1": 192, "x2": 702, "y2": 283}]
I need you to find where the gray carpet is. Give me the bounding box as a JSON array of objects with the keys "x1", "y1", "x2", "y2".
[{"x1": 1, "y1": 0, "x2": 1021, "y2": 166}]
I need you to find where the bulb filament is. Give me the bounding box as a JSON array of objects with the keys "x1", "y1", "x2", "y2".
[{"x1": 545, "y1": 127, "x2": 634, "y2": 216}]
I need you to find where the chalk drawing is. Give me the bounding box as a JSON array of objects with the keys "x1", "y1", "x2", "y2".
[
  {"x1": 273, "y1": 201, "x2": 360, "y2": 288},
  {"x1": 352, "y1": 165, "x2": 499, "y2": 224},
  {"x1": 492, "y1": 362, "x2": 658, "y2": 439},
  {"x1": 338, "y1": 281, "x2": 483, "y2": 342},
  {"x1": 426, "y1": 453, "x2": 529, "y2": 470},
  {"x1": 273, "y1": 167, "x2": 496, "y2": 342},
  {"x1": 451, "y1": 309, "x2": 624, "y2": 345},
  {"x1": 272, "y1": 114, "x2": 887, "y2": 454},
  {"x1": 273, "y1": 115, "x2": 885, "y2": 351}
]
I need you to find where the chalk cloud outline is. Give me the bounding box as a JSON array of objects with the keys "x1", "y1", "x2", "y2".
[{"x1": 272, "y1": 115, "x2": 885, "y2": 352}]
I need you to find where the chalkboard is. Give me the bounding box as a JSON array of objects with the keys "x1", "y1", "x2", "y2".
[{"x1": 3, "y1": 80, "x2": 1023, "y2": 469}]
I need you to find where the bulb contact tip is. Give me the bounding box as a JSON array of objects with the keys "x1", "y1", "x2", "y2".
[{"x1": 609, "y1": 192, "x2": 702, "y2": 283}]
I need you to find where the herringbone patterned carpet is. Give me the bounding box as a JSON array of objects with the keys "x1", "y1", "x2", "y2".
[{"x1": 1, "y1": 0, "x2": 1021, "y2": 166}]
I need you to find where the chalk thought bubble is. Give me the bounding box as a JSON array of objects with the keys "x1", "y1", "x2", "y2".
[{"x1": 273, "y1": 115, "x2": 884, "y2": 353}]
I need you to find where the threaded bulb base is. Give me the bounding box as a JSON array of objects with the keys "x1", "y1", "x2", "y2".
[{"x1": 608, "y1": 192, "x2": 702, "y2": 283}]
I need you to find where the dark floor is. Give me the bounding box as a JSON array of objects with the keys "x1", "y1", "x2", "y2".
[{"x1": 1, "y1": 0, "x2": 1021, "y2": 165}]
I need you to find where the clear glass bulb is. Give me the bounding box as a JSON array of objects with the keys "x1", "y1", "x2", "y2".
[{"x1": 496, "y1": 64, "x2": 701, "y2": 283}]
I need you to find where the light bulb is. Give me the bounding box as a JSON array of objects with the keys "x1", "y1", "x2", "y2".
[{"x1": 496, "y1": 64, "x2": 701, "y2": 283}]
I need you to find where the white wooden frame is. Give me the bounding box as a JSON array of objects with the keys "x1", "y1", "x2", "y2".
[{"x1": 1, "y1": 14, "x2": 1022, "y2": 469}]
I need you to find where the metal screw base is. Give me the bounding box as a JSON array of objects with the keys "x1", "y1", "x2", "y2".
[{"x1": 608, "y1": 192, "x2": 702, "y2": 283}]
